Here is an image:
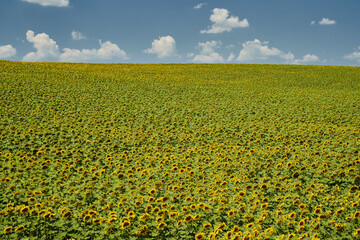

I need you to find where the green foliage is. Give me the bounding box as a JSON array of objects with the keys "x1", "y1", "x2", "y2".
[{"x1": 0, "y1": 61, "x2": 360, "y2": 239}]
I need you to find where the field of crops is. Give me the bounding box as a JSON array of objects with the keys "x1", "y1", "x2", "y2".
[{"x1": 0, "y1": 60, "x2": 360, "y2": 240}]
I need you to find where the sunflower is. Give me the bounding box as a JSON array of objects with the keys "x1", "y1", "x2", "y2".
[
  {"x1": 195, "y1": 232, "x2": 205, "y2": 240},
  {"x1": 352, "y1": 202, "x2": 359, "y2": 208},
  {"x1": 261, "y1": 203, "x2": 268, "y2": 210},
  {"x1": 194, "y1": 214, "x2": 201, "y2": 220},
  {"x1": 169, "y1": 212, "x2": 178, "y2": 219},
  {"x1": 314, "y1": 208, "x2": 321, "y2": 214},
  {"x1": 203, "y1": 223, "x2": 212, "y2": 230},
  {"x1": 246, "y1": 223, "x2": 254, "y2": 228},
  {"x1": 28, "y1": 197, "x2": 36, "y2": 203},
  {"x1": 128, "y1": 211, "x2": 135, "y2": 218},
  {"x1": 238, "y1": 191, "x2": 246, "y2": 197},
  {"x1": 203, "y1": 205, "x2": 211, "y2": 211},
  {"x1": 354, "y1": 211, "x2": 360, "y2": 218},
  {"x1": 15, "y1": 225, "x2": 25, "y2": 232},
  {"x1": 298, "y1": 204, "x2": 306, "y2": 210},
  {"x1": 157, "y1": 222, "x2": 166, "y2": 230},
  {"x1": 350, "y1": 186, "x2": 359, "y2": 192},
  {"x1": 170, "y1": 205, "x2": 177, "y2": 211},
  {"x1": 140, "y1": 213, "x2": 151, "y2": 221},
  {"x1": 227, "y1": 210, "x2": 236, "y2": 218},
  {"x1": 20, "y1": 206, "x2": 30, "y2": 214},
  {"x1": 62, "y1": 211, "x2": 72, "y2": 219},
  {"x1": 107, "y1": 218, "x2": 116, "y2": 224},
  {"x1": 190, "y1": 204, "x2": 197, "y2": 210},
  {"x1": 184, "y1": 214, "x2": 193, "y2": 222},
  {"x1": 83, "y1": 214, "x2": 91, "y2": 222},
  {"x1": 176, "y1": 220, "x2": 183, "y2": 228},
  {"x1": 121, "y1": 221, "x2": 131, "y2": 228},
  {"x1": 334, "y1": 208, "x2": 344, "y2": 215},
  {"x1": 3, "y1": 226, "x2": 12, "y2": 234},
  {"x1": 354, "y1": 228, "x2": 360, "y2": 236},
  {"x1": 289, "y1": 212, "x2": 296, "y2": 219}
]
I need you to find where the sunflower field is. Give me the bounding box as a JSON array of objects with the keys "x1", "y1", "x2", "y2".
[{"x1": 0, "y1": 60, "x2": 360, "y2": 240}]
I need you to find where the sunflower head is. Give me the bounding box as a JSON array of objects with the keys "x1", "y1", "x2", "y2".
[{"x1": 3, "y1": 226, "x2": 12, "y2": 234}]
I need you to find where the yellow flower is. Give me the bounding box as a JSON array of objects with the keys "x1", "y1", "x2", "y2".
[
  {"x1": 3, "y1": 226, "x2": 12, "y2": 234},
  {"x1": 149, "y1": 189, "x2": 156, "y2": 195},
  {"x1": 28, "y1": 197, "x2": 36, "y2": 203},
  {"x1": 121, "y1": 221, "x2": 131, "y2": 228},
  {"x1": 203, "y1": 223, "x2": 212, "y2": 230},
  {"x1": 176, "y1": 220, "x2": 182, "y2": 228},
  {"x1": 289, "y1": 212, "x2": 296, "y2": 219},
  {"x1": 15, "y1": 225, "x2": 26, "y2": 232},
  {"x1": 20, "y1": 206, "x2": 30, "y2": 214},
  {"x1": 195, "y1": 232, "x2": 205, "y2": 240},
  {"x1": 83, "y1": 215, "x2": 91, "y2": 222},
  {"x1": 184, "y1": 214, "x2": 193, "y2": 222},
  {"x1": 157, "y1": 222, "x2": 166, "y2": 230},
  {"x1": 227, "y1": 210, "x2": 236, "y2": 218}
]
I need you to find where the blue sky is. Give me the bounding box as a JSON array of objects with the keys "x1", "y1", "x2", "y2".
[{"x1": 0, "y1": 0, "x2": 360, "y2": 65}]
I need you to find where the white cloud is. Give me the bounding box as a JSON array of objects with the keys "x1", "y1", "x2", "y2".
[
  {"x1": 201, "y1": 8, "x2": 249, "y2": 34},
  {"x1": 319, "y1": 18, "x2": 336, "y2": 25},
  {"x1": 344, "y1": 47, "x2": 360, "y2": 63},
  {"x1": 192, "y1": 40, "x2": 224, "y2": 63},
  {"x1": 194, "y1": 3, "x2": 206, "y2": 9},
  {"x1": 187, "y1": 53, "x2": 194, "y2": 58},
  {"x1": 60, "y1": 41, "x2": 128, "y2": 62},
  {"x1": 22, "y1": 0, "x2": 69, "y2": 7},
  {"x1": 71, "y1": 30, "x2": 86, "y2": 41},
  {"x1": 294, "y1": 54, "x2": 319, "y2": 64},
  {"x1": 144, "y1": 36, "x2": 177, "y2": 58},
  {"x1": 0, "y1": 45, "x2": 17, "y2": 59},
  {"x1": 311, "y1": 20, "x2": 316, "y2": 25},
  {"x1": 237, "y1": 39, "x2": 283, "y2": 61},
  {"x1": 23, "y1": 30, "x2": 60, "y2": 62},
  {"x1": 227, "y1": 52, "x2": 235, "y2": 62},
  {"x1": 237, "y1": 39, "x2": 319, "y2": 64}
]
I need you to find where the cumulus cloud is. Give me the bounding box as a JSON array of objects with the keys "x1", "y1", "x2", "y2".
[
  {"x1": 237, "y1": 39, "x2": 319, "y2": 64},
  {"x1": 144, "y1": 36, "x2": 178, "y2": 58},
  {"x1": 192, "y1": 40, "x2": 224, "y2": 63},
  {"x1": 201, "y1": 8, "x2": 249, "y2": 34},
  {"x1": 227, "y1": 52, "x2": 235, "y2": 62},
  {"x1": 60, "y1": 41, "x2": 128, "y2": 62},
  {"x1": 344, "y1": 47, "x2": 360, "y2": 63},
  {"x1": 319, "y1": 18, "x2": 336, "y2": 25},
  {"x1": 194, "y1": 3, "x2": 206, "y2": 9},
  {"x1": 294, "y1": 54, "x2": 319, "y2": 64},
  {"x1": 311, "y1": 20, "x2": 316, "y2": 25},
  {"x1": 0, "y1": 45, "x2": 17, "y2": 59},
  {"x1": 23, "y1": 30, "x2": 60, "y2": 62},
  {"x1": 22, "y1": 0, "x2": 69, "y2": 7},
  {"x1": 71, "y1": 30, "x2": 86, "y2": 41}
]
